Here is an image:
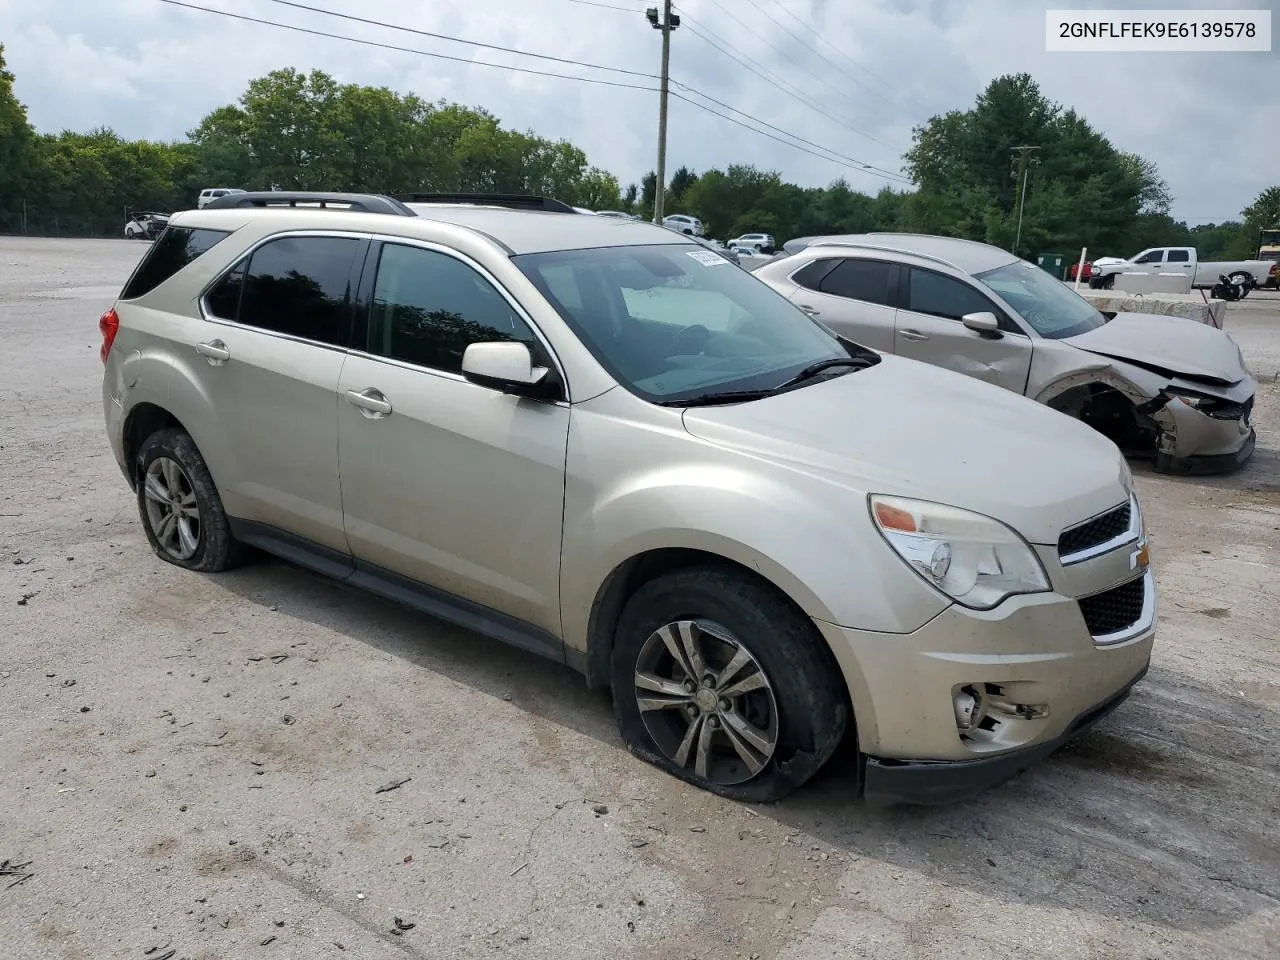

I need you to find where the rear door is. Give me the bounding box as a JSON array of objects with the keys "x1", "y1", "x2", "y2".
[
  {"x1": 788, "y1": 256, "x2": 898, "y2": 352},
  {"x1": 892, "y1": 266, "x2": 1032, "y2": 394},
  {"x1": 195, "y1": 232, "x2": 365, "y2": 555},
  {"x1": 1164, "y1": 247, "x2": 1194, "y2": 280}
]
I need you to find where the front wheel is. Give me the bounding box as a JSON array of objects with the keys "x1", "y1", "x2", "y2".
[{"x1": 610, "y1": 566, "x2": 849, "y2": 802}]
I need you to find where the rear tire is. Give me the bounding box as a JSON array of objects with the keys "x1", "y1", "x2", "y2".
[
  {"x1": 610, "y1": 565, "x2": 849, "y2": 802},
  {"x1": 136, "y1": 428, "x2": 244, "y2": 572}
]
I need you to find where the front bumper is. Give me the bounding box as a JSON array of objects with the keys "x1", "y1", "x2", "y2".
[
  {"x1": 862, "y1": 663, "x2": 1148, "y2": 804},
  {"x1": 812, "y1": 558, "x2": 1155, "y2": 799},
  {"x1": 1154, "y1": 389, "x2": 1256, "y2": 475}
]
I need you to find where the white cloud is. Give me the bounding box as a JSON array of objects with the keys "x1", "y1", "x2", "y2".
[{"x1": 1, "y1": 0, "x2": 1274, "y2": 221}]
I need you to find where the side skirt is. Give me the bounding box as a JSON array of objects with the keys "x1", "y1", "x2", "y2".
[{"x1": 228, "y1": 518, "x2": 571, "y2": 669}]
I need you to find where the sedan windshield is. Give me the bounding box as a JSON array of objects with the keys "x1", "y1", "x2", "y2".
[
  {"x1": 976, "y1": 259, "x2": 1107, "y2": 339},
  {"x1": 514, "y1": 244, "x2": 849, "y2": 402}
]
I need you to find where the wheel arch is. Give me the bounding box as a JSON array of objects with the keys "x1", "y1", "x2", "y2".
[
  {"x1": 122, "y1": 403, "x2": 192, "y2": 490},
  {"x1": 1036, "y1": 371, "x2": 1174, "y2": 459}
]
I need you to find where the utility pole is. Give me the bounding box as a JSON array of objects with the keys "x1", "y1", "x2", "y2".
[
  {"x1": 1010, "y1": 145, "x2": 1040, "y2": 257},
  {"x1": 646, "y1": 3, "x2": 680, "y2": 224}
]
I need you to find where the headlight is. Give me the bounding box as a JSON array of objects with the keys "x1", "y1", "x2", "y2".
[{"x1": 869, "y1": 495, "x2": 1050, "y2": 610}]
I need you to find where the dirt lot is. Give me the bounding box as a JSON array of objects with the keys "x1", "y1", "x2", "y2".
[{"x1": 1, "y1": 237, "x2": 1277, "y2": 960}]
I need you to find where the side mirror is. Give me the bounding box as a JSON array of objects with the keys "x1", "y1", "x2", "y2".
[
  {"x1": 461, "y1": 341, "x2": 558, "y2": 399},
  {"x1": 961, "y1": 311, "x2": 1002, "y2": 337}
]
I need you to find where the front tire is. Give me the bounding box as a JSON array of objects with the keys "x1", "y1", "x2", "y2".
[
  {"x1": 136, "y1": 428, "x2": 244, "y2": 572},
  {"x1": 610, "y1": 566, "x2": 849, "y2": 802}
]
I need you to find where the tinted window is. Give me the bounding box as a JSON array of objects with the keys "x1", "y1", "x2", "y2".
[
  {"x1": 791, "y1": 259, "x2": 837, "y2": 291},
  {"x1": 237, "y1": 236, "x2": 359, "y2": 345},
  {"x1": 820, "y1": 258, "x2": 895, "y2": 306},
  {"x1": 1134, "y1": 249, "x2": 1164, "y2": 264},
  {"x1": 120, "y1": 227, "x2": 230, "y2": 300},
  {"x1": 205, "y1": 259, "x2": 246, "y2": 320},
  {"x1": 369, "y1": 243, "x2": 540, "y2": 373},
  {"x1": 907, "y1": 268, "x2": 999, "y2": 321},
  {"x1": 1166, "y1": 249, "x2": 1190, "y2": 262}
]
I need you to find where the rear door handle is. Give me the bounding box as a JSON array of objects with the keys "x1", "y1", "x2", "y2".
[
  {"x1": 898, "y1": 329, "x2": 929, "y2": 342},
  {"x1": 345, "y1": 387, "x2": 393, "y2": 418},
  {"x1": 195, "y1": 339, "x2": 230, "y2": 364}
]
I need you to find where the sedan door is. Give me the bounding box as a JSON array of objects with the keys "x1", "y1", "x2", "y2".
[
  {"x1": 336, "y1": 240, "x2": 570, "y2": 645},
  {"x1": 786, "y1": 256, "x2": 898, "y2": 352},
  {"x1": 893, "y1": 266, "x2": 1033, "y2": 394}
]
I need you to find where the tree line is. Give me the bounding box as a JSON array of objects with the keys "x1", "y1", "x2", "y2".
[{"x1": 1, "y1": 46, "x2": 1275, "y2": 261}]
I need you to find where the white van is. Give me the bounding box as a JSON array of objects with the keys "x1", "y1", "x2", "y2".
[{"x1": 196, "y1": 188, "x2": 247, "y2": 209}]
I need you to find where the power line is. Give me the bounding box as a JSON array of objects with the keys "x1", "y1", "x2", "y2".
[
  {"x1": 697, "y1": 0, "x2": 904, "y2": 143},
  {"x1": 681, "y1": 18, "x2": 905, "y2": 171},
  {"x1": 564, "y1": 0, "x2": 641, "y2": 10},
  {"x1": 158, "y1": 0, "x2": 909, "y2": 186},
  {"x1": 158, "y1": 0, "x2": 658, "y2": 90},
  {"x1": 264, "y1": 0, "x2": 655, "y2": 79},
  {"x1": 668, "y1": 91, "x2": 910, "y2": 186},
  {"x1": 761, "y1": 0, "x2": 931, "y2": 114},
  {"x1": 671, "y1": 80, "x2": 911, "y2": 184}
]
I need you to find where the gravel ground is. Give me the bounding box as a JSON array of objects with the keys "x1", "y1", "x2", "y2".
[{"x1": 1, "y1": 237, "x2": 1276, "y2": 960}]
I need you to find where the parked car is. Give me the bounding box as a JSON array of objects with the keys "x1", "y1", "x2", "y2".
[
  {"x1": 100, "y1": 193, "x2": 1154, "y2": 804},
  {"x1": 123, "y1": 211, "x2": 170, "y2": 240},
  {"x1": 759, "y1": 234, "x2": 1256, "y2": 475},
  {"x1": 1088, "y1": 246, "x2": 1277, "y2": 294},
  {"x1": 196, "y1": 187, "x2": 247, "y2": 209},
  {"x1": 662, "y1": 213, "x2": 704, "y2": 236},
  {"x1": 728, "y1": 233, "x2": 776, "y2": 254}
]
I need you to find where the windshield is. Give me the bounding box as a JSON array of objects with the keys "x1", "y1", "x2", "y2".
[
  {"x1": 514, "y1": 243, "x2": 848, "y2": 402},
  {"x1": 976, "y1": 259, "x2": 1107, "y2": 340}
]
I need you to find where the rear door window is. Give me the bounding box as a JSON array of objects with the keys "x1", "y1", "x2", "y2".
[
  {"x1": 1166, "y1": 249, "x2": 1190, "y2": 262},
  {"x1": 819, "y1": 258, "x2": 896, "y2": 306},
  {"x1": 119, "y1": 226, "x2": 231, "y2": 300},
  {"x1": 213, "y1": 235, "x2": 361, "y2": 347}
]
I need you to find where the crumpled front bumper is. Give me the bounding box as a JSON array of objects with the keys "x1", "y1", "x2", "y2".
[{"x1": 1155, "y1": 388, "x2": 1256, "y2": 474}]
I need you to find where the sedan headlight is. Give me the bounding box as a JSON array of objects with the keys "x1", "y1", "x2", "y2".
[{"x1": 869, "y1": 495, "x2": 1050, "y2": 610}]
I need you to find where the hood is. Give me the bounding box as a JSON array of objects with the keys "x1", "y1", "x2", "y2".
[
  {"x1": 1064, "y1": 313, "x2": 1247, "y2": 385},
  {"x1": 681, "y1": 356, "x2": 1129, "y2": 545}
]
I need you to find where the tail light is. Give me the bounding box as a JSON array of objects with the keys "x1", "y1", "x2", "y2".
[{"x1": 99, "y1": 307, "x2": 119, "y2": 363}]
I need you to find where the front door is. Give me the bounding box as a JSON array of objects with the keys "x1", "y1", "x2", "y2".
[
  {"x1": 893, "y1": 266, "x2": 1033, "y2": 394},
  {"x1": 336, "y1": 240, "x2": 570, "y2": 637}
]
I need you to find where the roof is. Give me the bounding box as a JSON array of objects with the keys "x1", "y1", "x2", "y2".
[
  {"x1": 788, "y1": 233, "x2": 1020, "y2": 275},
  {"x1": 404, "y1": 203, "x2": 687, "y2": 254},
  {"x1": 171, "y1": 196, "x2": 691, "y2": 256}
]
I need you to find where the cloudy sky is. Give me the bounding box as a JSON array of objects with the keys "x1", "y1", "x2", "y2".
[{"x1": 0, "y1": 0, "x2": 1273, "y2": 223}]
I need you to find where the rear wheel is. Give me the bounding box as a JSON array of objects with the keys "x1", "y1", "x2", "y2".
[
  {"x1": 136, "y1": 428, "x2": 244, "y2": 572},
  {"x1": 611, "y1": 565, "x2": 849, "y2": 802}
]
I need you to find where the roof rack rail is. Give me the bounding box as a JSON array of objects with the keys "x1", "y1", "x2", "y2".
[
  {"x1": 397, "y1": 193, "x2": 578, "y2": 214},
  {"x1": 203, "y1": 191, "x2": 416, "y2": 216}
]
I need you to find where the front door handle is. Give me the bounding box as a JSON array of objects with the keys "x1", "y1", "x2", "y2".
[
  {"x1": 798, "y1": 304, "x2": 821, "y2": 317},
  {"x1": 345, "y1": 387, "x2": 393, "y2": 418},
  {"x1": 195, "y1": 339, "x2": 230, "y2": 365},
  {"x1": 898, "y1": 329, "x2": 930, "y2": 342}
]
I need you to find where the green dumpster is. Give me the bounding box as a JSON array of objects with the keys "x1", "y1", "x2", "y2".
[{"x1": 1036, "y1": 252, "x2": 1066, "y2": 279}]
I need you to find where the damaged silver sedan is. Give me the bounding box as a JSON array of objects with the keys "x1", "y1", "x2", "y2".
[{"x1": 754, "y1": 234, "x2": 1256, "y2": 474}]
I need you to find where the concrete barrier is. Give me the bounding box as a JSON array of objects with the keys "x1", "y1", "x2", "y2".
[{"x1": 1072, "y1": 288, "x2": 1227, "y2": 328}]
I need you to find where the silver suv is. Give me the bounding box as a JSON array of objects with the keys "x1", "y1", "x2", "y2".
[
  {"x1": 754, "y1": 234, "x2": 1257, "y2": 474},
  {"x1": 101, "y1": 193, "x2": 1154, "y2": 804}
]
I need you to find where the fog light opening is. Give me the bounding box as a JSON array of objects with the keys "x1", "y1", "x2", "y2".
[{"x1": 953, "y1": 684, "x2": 990, "y2": 733}]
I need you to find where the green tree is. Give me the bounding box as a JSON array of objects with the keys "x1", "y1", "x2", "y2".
[{"x1": 0, "y1": 44, "x2": 38, "y2": 231}]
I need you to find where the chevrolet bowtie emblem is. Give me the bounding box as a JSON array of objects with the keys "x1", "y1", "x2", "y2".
[{"x1": 1130, "y1": 541, "x2": 1150, "y2": 571}]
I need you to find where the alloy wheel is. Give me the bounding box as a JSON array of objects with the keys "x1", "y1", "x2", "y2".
[
  {"x1": 633, "y1": 619, "x2": 779, "y2": 785},
  {"x1": 142, "y1": 456, "x2": 201, "y2": 561}
]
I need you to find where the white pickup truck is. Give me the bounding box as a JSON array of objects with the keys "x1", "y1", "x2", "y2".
[{"x1": 1089, "y1": 246, "x2": 1276, "y2": 292}]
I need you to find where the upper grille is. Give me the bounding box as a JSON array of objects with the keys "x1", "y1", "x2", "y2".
[
  {"x1": 1058, "y1": 501, "x2": 1131, "y2": 559},
  {"x1": 1078, "y1": 576, "x2": 1146, "y2": 637}
]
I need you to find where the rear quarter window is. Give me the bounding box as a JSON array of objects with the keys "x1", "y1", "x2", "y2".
[{"x1": 119, "y1": 226, "x2": 231, "y2": 300}]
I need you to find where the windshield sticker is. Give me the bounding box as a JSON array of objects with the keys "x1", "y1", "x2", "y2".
[{"x1": 686, "y1": 250, "x2": 729, "y2": 267}]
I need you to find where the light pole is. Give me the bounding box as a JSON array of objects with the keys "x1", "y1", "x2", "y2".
[
  {"x1": 1010, "y1": 145, "x2": 1040, "y2": 257},
  {"x1": 646, "y1": 2, "x2": 679, "y2": 224}
]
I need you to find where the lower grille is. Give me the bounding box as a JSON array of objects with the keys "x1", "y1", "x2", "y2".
[{"x1": 1078, "y1": 577, "x2": 1146, "y2": 637}]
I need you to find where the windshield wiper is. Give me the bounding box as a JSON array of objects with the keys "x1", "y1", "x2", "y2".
[
  {"x1": 774, "y1": 357, "x2": 869, "y2": 390},
  {"x1": 657, "y1": 389, "x2": 776, "y2": 407}
]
